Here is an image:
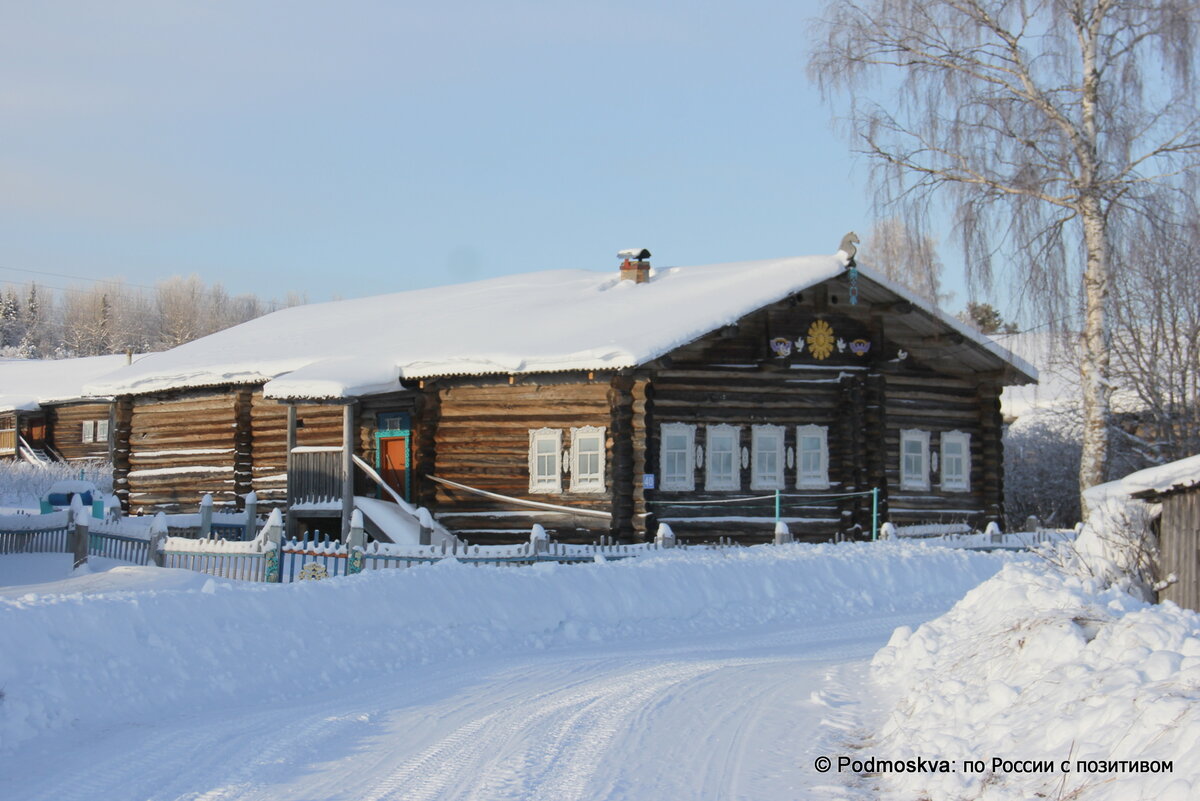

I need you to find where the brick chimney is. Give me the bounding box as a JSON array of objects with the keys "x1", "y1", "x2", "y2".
[{"x1": 618, "y1": 248, "x2": 652, "y2": 284}]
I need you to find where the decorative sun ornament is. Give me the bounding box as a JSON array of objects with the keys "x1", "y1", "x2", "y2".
[{"x1": 806, "y1": 320, "x2": 835, "y2": 360}]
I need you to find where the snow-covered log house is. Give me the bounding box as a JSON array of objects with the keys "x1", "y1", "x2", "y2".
[
  {"x1": 0, "y1": 355, "x2": 131, "y2": 464},
  {"x1": 83, "y1": 251, "x2": 1036, "y2": 544}
]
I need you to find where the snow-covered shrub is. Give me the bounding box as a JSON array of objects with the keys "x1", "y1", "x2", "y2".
[
  {"x1": 1004, "y1": 405, "x2": 1082, "y2": 527},
  {"x1": 0, "y1": 459, "x2": 113, "y2": 510}
]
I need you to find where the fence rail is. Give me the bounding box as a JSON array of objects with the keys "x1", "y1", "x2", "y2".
[
  {"x1": 1, "y1": 525, "x2": 71, "y2": 554},
  {"x1": 88, "y1": 532, "x2": 151, "y2": 565}
]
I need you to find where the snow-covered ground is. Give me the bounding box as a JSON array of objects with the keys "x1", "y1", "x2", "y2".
[
  {"x1": 1, "y1": 542, "x2": 1012, "y2": 800},
  {"x1": 870, "y1": 555, "x2": 1199, "y2": 801},
  {"x1": 4, "y1": 523, "x2": 1195, "y2": 800}
]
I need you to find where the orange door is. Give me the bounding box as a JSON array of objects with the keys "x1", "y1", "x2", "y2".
[{"x1": 379, "y1": 436, "x2": 410, "y2": 501}]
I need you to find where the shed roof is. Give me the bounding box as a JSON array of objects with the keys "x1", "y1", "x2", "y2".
[
  {"x1": 1083, "y1": 453, "x2": 1200, "y2": 506},
  {"x1": 83, "y1": 255, "x2": 1036, "y2": 400}
]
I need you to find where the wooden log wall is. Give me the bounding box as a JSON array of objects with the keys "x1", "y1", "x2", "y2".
[
  {"x1": 880, "y1": 367, "x2": 990, "y2": 528},
  {"x1": 112, "y1": 398, "x2": 133, "y2": 511},
  {"x1": 249, "y1": 393, "x2": 343, "y2": 506},
  {"x1": 836, "y1": 374, "x2": 869, "y2": 537},
  {"x1": 645, "y1": 364, "x2": 847, "y2": 543},
  {"x1": 126, "y1": 392, "x2": 241, "y2": 512},
  {"x1": 864, "y1": 373, "x2": 890, "y2": 527},
  {"x1": 1156, "y1": 488, "x2": 1200, "y2": 612},
  {"x1": 46, "y1": 402, "x2": 114, "y2": 461},
  {"x1": 978, "y1": 381, "x2": 1005, "y2": 526},
  {"x1": 427, "y1": 379, "x2": 613, "y2": 544}
]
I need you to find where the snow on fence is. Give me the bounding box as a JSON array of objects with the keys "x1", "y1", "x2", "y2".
[{"x1": 0, "y1": 510, "x2": 71, "y2": 554}]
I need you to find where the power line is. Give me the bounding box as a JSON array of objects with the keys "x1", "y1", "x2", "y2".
[{"x1": 0, "y1": 265, "x2": 161, "y2": 294}]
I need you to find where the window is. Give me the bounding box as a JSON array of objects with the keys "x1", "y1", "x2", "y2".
[
  {"x1": 940, "y1": 430, "x2": 971, "y2": 492},
  {"x1": 900, "y1": 429, "x2": 931, "y2": 491},
  {"x1": 751, "y1": 425, "x2": 785, "y2": 490},
  {"x1": 705, "y1": 424, "x2": 741, "y2": 491},
  {"x1": 81, "y1": 419, "x2": 109, "y2": 444},
  {"x1": 376, "y1": 411, "x2": 410, "y2": 431},
  {"x1": 528, "y1": 428, "x2": 562, "y2": 493},
  {"x1": 571, "y1": 426, "x2": 606, "y2": 492},
  {"x1": 660, "y1": 423, "x2": 696, "y2": 491},
  {"x1": 796, "y1": 425, "x2": 830, "y2": 489}
]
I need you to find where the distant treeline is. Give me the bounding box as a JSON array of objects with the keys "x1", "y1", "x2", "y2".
[{"x1": 0, "y1": 277, "x2": 305, "y2": 359}]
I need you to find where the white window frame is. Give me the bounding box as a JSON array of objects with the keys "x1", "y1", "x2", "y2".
[
  {"x1": 750, "y1": 425, "x2": 786, "y2": 490},
  {"x1": 528, "y1": 428, "x2": 562, "y2": 493},
  {"x1": 940, "y1": 430, "x2": 971, "y2": 492},
  {"x1": 705, "y1": 424, "x2": 741, "y2": 491},
  {"x1": 900, "y1": 429, "x2": 931, "y2": 491},
  {"x1": 796, "y1": 424, "x2": 830, "y2": 489},
  {"x1": 95, "y1": 418, "x2": 109, "y2": 443},
  {"x1": 570, "y1": 426, "x2": 606, "y2": 493},
  {"x1": 660, "y1": 423, "x2": 696, "y2": 491},
  {"x1": 81, "y1": 420, "x2": 95, "y2": 443}
]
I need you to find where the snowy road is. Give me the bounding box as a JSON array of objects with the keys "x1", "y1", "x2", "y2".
[{"x1": 3, "y1": 615, "x2": 912, "y2": 801}]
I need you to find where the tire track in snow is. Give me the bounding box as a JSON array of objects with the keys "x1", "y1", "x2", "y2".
[{"x1": 353, "y1": 661, "x2": 725, "y2": 801}]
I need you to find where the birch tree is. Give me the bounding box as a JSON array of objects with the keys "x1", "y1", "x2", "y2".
[
  {"x1": 1110, "y1": 208, "x2": 1200, "y2": 465},
  {"x1": 809, "y1": 0, "x2": 1200, "y2": 509},
  {"x1": 865, "y1": 217, "x2": 950, "y2": 307}
]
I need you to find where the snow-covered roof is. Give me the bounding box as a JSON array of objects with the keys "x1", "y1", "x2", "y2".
[
  {"x1": 1085, "y1": 453, "x2": 1200, "y2": 505},
  {"x1": 83, "y1": 255, "x2": 1035, "y2": 400},
  {"x1": 999, "y1": 331, "x2": 1144, "y2": 421},
  {"x1": 0, "y1": 354, "x2": 134, "y2": 413}
]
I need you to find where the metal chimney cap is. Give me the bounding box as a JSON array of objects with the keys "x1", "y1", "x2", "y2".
[{"x1": 617, "y1": 248, "x2": 651, "y2": 260}]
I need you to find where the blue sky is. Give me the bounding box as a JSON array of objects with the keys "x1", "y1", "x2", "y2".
[{"x1": 1, "y1": 1, "x2": 970, "y2": 307}]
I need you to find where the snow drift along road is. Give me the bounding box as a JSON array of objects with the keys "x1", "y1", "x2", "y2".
[{"x1": 0, "y1": 541, "x2": 1012, "y2": 752}]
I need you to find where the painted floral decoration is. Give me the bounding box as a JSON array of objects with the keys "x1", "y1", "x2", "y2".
[
  {"x1": 769, "y1": 337, "x2": 793, "y2": 358},
  {"x1": 849, "y1": 338, "x2": 872, "y2": 356},
  {"x1": 806, "y1": 320, "x2": 835, "y2": 360}
]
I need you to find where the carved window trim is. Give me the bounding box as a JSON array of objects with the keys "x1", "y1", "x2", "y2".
[
  {"x1": 528, "y1": 428, "x2": 562, "y2": 493},
  {"x1": 570, "y1": 426, "x2": 606, "y2": 493},
  {"x1": 660, "y1": 423, "x2": 696, "y2": 491},
  {"x1": 940, "y1": 430, "x2": 971, "y2": 492},
  {"x1": 751, "y1": 424, "x2": 786, "y2": 490},
  {"x1": 900, "y1": 429, "x2": 931, "y2": 491},
  {"x1": 796, "y1": 424, "x2": 830, "y2": 489},
  {"x1": 705, "y1": 424, "x2": 741, "y2": 491}
]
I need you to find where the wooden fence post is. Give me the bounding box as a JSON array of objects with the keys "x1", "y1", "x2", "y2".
[
  {"x1": 346, "y1": 508, "x2": 365, "y2": 575},
  {"x1": 773, "y1": 520, "x2": 793, "y2": 545},
  {"x1": 655, "y1": 523, "x2": 676, "y2": 549},
  {"x1": 261, "y1": 508, "x2": 283, "y2": 583},
  {"x1": 199, "y1": 493, "x2": 213, "y2": 538},
  {"x1": 417, "y1": 507, "x2": 434, "y2": 546},
  {"x1": 243, "y1": 492, "x2": 258, "y2": 541},
  {"x1": 149, "y1": 512, "x2": 169, "y2": 567},
  {"x1": 530, "y1": 524, "x2": 549, "y2": 555},
  {"x1": 70, "y1": 502, "x2": 89, "y2": 570}
]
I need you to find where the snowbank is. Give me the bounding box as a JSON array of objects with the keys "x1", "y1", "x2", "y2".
[
  {"x1": 871, "y1": 559, "x2": 1200, "y2": 801},
  {"x1": 0, "y1": 541, "x2": 1011, "y2": 751}
]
